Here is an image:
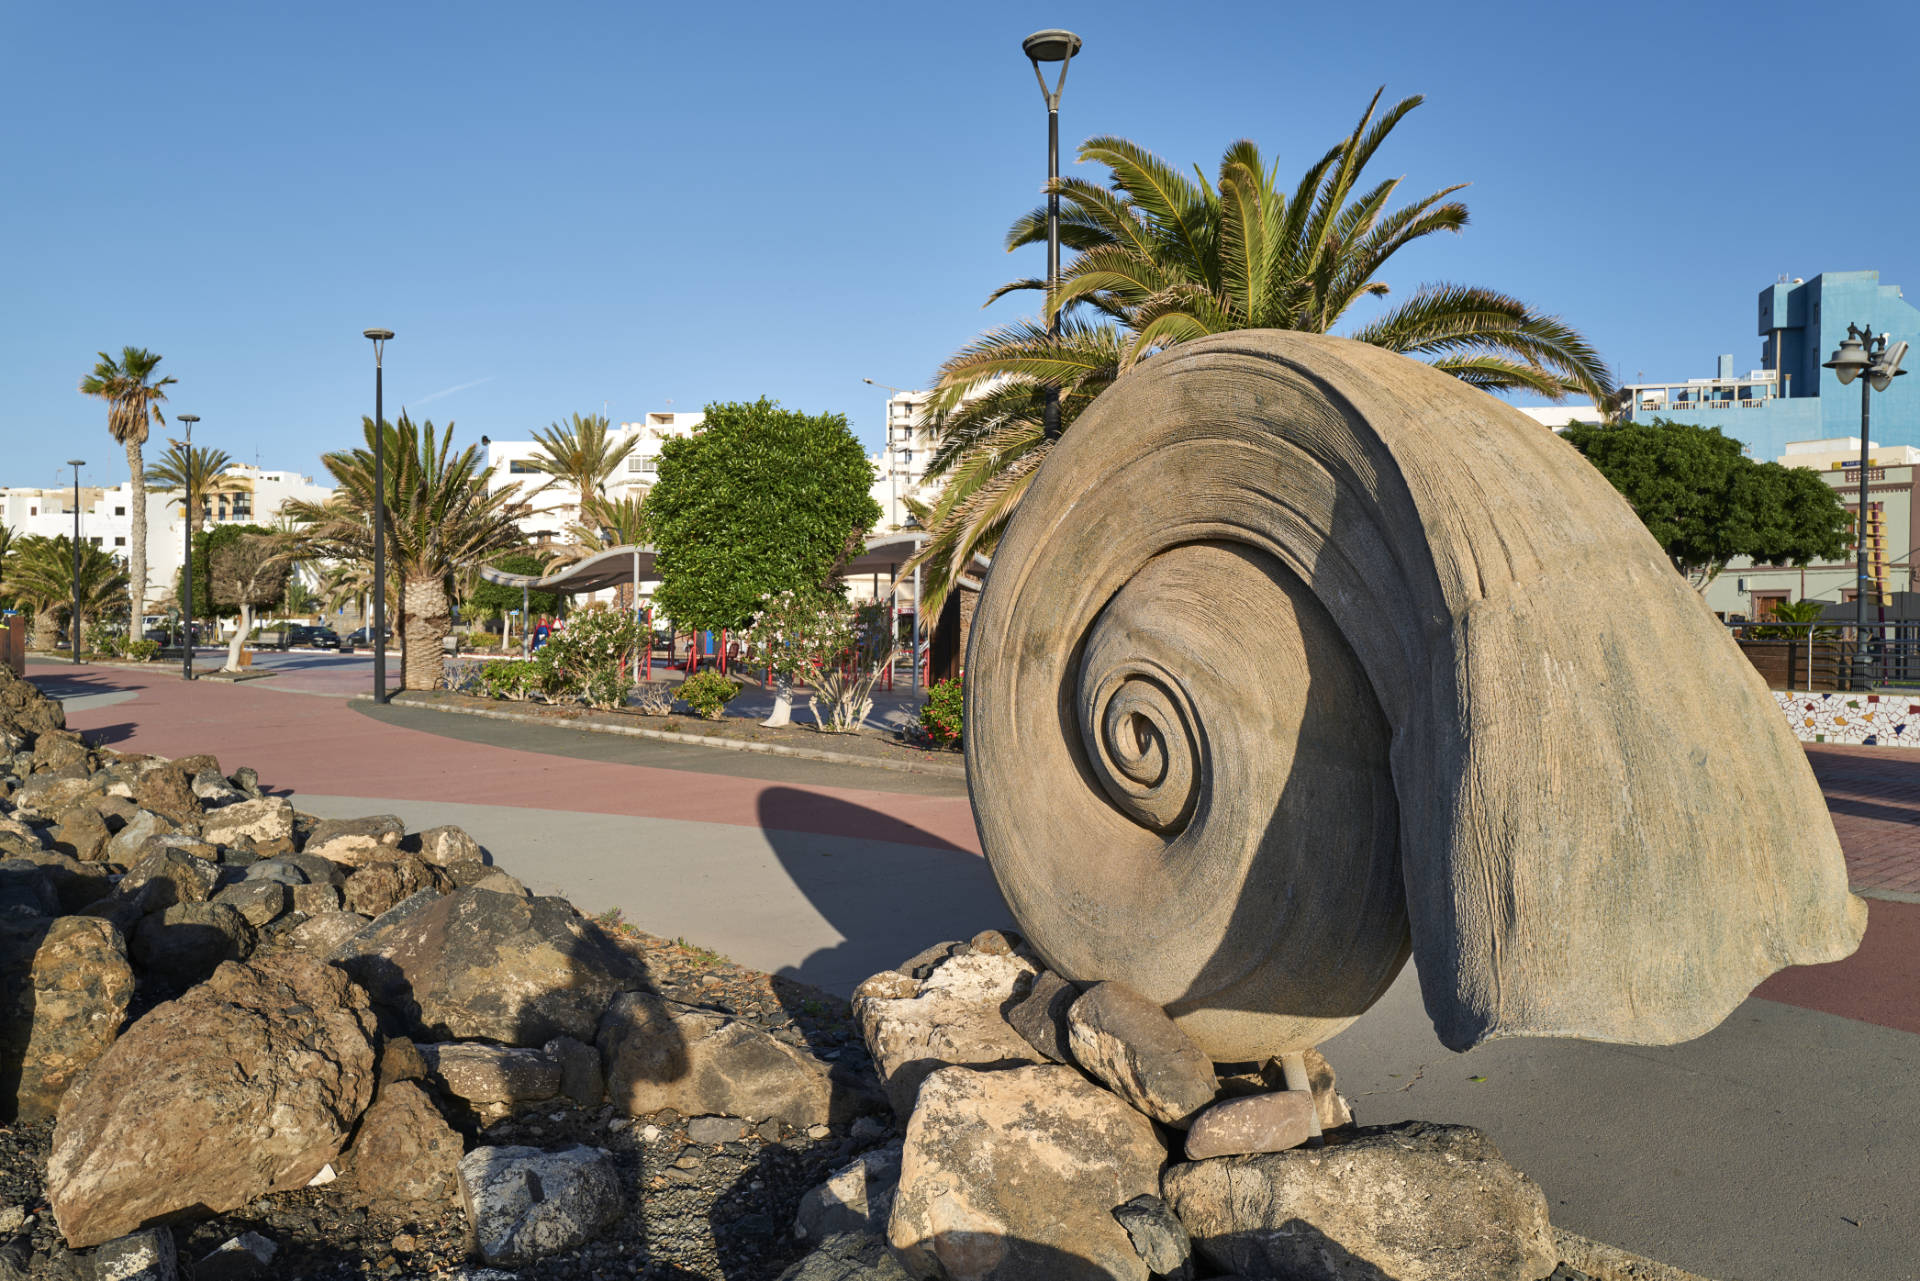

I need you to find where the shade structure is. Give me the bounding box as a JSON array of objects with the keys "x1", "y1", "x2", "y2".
[{"x1": 479, "y1": 546, "x2": 661, "y2": 596}]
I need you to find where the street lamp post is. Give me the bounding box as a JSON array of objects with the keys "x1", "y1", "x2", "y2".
[
  {"x1": 65, "y1": 461, "x2": 85, "y2": 666},
  {"x1": 1022, "y1": 29, "x2": 1082, "y2": 442},
  {"x1": 1823, "y1": 324, "x2": 1910, "y2": 689},
  {"x1": 363, "y1": 329, "x2": 394, "y2": 703},
  {"x1": 177, "y1": 414, "x2": 200, "y2": 680}
]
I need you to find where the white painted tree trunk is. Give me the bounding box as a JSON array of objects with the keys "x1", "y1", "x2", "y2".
[
  {"x1": 223, "y1": 605, "x2": 251, "y2": 672},
  {"x1": 762, "y1": 672, "x2": 793, "y2": 727}
]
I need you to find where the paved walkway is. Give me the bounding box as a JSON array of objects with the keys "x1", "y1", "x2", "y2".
[
  {"x1": 1807, "y1": 743, "x2": 1920, "y2": 896},
  {"x1": 24, "y1": 659, "x2": 1920, "y2": 1279}
]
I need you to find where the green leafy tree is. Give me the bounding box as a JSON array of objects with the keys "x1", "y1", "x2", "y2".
[
  {"x1": 1562, "y1": 418, "x2": 1850, "y2": 589},
  {"x1": 284, "y1": 414, "x2": 530, "y2": 690},
  {"x1": 648, "y1": 399, "x2": 881, "y2": 633},
  {"x1": 210, "y1": 533, "x2": 292, "y2": 670},
  {"x1": 80, "y1": 346, "x2": 176, "y2": 630},
  {"x1": 175, "y1": 524, "x2": 276, "y2": 624},
  {"x1": 913, "y1": 90, "x2": 1615, "y2": 613}
]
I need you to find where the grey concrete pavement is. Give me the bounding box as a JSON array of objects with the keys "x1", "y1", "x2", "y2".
[{"x1": 291, "y1": 794, "x2": 1012, "y2": 996}]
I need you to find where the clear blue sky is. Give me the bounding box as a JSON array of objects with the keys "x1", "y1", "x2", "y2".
[{"x1": 4, "y1": 0, "x2": 1916, "y2": 492}]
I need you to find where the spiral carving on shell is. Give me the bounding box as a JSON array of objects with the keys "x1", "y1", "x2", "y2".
[{"x1": 965, "y1": 330, "x2": 1865, "y2": 1061}]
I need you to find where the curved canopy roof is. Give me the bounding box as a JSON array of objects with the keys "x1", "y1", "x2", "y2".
[{"x1": 476, "y1": 533, "x2": 935, "y2": 597}]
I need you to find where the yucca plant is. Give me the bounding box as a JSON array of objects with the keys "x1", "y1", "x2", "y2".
[{"x1": 913, "y1": 90, "x2": 1616, "y2": 611}]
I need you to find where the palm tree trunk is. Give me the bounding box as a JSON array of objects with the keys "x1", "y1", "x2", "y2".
[
  {"x1": 30, "y1": 608, "x2": 57, "y2": 652},
  {"x1": 224, "y1": 603, "x2": 251, "y2": 672},
  {"x1": 125, "y1": 438, "x2": 147, "y2": 634},
  {"x1": 402, "y1": 575, "x2": 450, "y2": 691}
]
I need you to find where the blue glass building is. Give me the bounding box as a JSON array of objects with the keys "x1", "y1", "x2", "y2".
[{"x1": 1623, "y1": 270, "x2": 1920, "y2": 461}]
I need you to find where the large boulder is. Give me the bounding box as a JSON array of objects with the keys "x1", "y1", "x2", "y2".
[
  {"x1": 132, "y1": 902, "x2": 256, "y2": 994},
  {"x1": 405, "y1": 825, "x2": 485, "y2": 867},
  {"x1": 342, "y1": 1079, "x2": 464, "y2": 1208},
  {"x1": 458, "y1": 1145, "x2": 622, "y2": 1264},
  {"x1": 779, "y1": 1231, "x2": 915, "y2": 1281},
  {"x1": 343, "y1": 854, "x2": 443, "y2": 916},
  {"x1": 1066, "y1": 982, "x2": 1218, "y2": 1128},
  {"x1": 106, "y1": 810, "x2": 178, "y2": 864},
  {"x1": 48, "y1": 806, "x2": 110, "y2": 862},
  {"x1": 13, "y1": 772, "x2": 104, "y2": 821},
  {"x1": 6, "y1": 849, "x2": 111, "y2": 915},
  {"x1": 46, "y1": 952, "x2": 379, "y2": 1247},
  {"x1": 889, "y1": 1065, "x2": 1167, "y2": 1281},
  {"x1": 304, "y1": 814, "x2": 405, "y2": 868},
  {"x1": 420, "y1": 1042, "x2": 561, "y2": 1106},
  {"x1": 853, "y1": 950, "x2": 1044, "y2": 1120},
  {"x1": 0, "y1": 664, "x2": 64, "y2": 742},
  {"x1": 1162, "y1": 1122, "x2": 1557, "y2": 1281},
  {"x1": 599, "y1": 993, "x2": 875, "y2": 1126},
  {"x1": 796, "y1": 1141, "x2": 902, "y2": 1244},
  {"x1": 128, "y1": 763, "x2": 201, "y2": 826},
  {"x1": 331, "y1": 888, "x2": 645, "y2": 1046},
  {"x1": 118, "y1": 846, "x2": 220, "y2": 909},
  {"x1": 199, "y1": 797, "x2": 295, "y2": 853},
  {"x1": 0, "y1": 861, "x2": 59, "y2": 919},
  {"x1": 0, "y1": 916, "x2": 133, "y2": 1121}
]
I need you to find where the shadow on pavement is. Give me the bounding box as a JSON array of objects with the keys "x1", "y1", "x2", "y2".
[{"x1": 753, "y1": 785, "x2": 1011, "y2": 1005}]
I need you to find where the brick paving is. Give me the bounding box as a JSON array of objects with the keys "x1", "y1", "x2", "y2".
[{"x1": 1805, "y1": 743, "x2": 1920, "y2": 895}]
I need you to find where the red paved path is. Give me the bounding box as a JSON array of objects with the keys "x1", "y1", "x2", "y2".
[
  {"x1": 38, "y1": 663, "x2": 980, "y2": 853},
  {"x1": 1805, "y1": 743, "x2": 1920, "y2": 895}
]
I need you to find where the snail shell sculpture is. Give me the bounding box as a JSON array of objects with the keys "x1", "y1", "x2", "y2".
[{"x1": 966, "y1": 331, "x2": 1866, "y2": 1062}]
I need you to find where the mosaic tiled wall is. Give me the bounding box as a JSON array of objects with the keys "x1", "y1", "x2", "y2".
[{"x1": 1774, "y1": 691, "x2": 1920, "y2": 747}]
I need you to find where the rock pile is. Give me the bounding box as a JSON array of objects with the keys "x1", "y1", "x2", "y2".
[
  {"x1": 770, "y1": 934, "x2": 1640, "y2": 1281},
  {"x1": 0, "y1": 678, "x2": 889, "y2": 1278}
]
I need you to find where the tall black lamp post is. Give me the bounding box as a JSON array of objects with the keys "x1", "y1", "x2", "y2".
[
  {"x1": 65, "y1": 460, "x2": 85, "y2": 665},
  {"x1": 1823, "y1": 324, "x2": 1910, "y2": 688},
  {"x1": 1022, "y1": 28, "x2": 1082, "y2": 442},
  {"x1": 177, "y1": 414, "x2": 200, "y2": 679},
  {"x1": 363, "y1": 329, "x2": 394, "y2": 703}
]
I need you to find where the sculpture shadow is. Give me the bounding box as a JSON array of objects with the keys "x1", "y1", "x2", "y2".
[{"x1": 752, "y1": 786, "x2": 1012, "y2": 1002}]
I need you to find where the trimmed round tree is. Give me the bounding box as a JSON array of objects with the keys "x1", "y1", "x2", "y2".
[{"x1": 649, "y1": 398, "x2": 883, "y2": 635}]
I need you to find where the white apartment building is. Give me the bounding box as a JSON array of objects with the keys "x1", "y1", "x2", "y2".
[{"x1": 0, "y1": 464, "x2": 333, "y2": 612}]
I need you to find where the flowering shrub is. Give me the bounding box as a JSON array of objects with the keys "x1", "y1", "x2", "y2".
[
  {"x1": 678, "y1": 670, "x2": 739, "y2": 720},
  {"x1": 920, "y1": 677, "x2": 963, "y2": 746},
  {"x1": 745, "y1": 590, "x2": 896, "y2": 733}
]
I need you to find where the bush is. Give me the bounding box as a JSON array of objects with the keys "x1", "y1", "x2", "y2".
[
  {"x1": 122, "y1": 638, "x2": 160, "y2": 663},
  {"x1": 442, "y1": 658, "x2": 487, "y2": 695},
  {"x1": 540, "y1": 606, "x2": 644, "y2": 710},
  {"x1": 921, "y1": 677, "x2": 964, "y2": 746},
  {"x1": 479, "y1": 659, "x2": 537, "y2": 701},
  {"x1": 633, "y1": 682, "x2": 675, "y2": 715},
  {"x1": 86, "y1": 625, "x2": 122, "y2": 658},
  {"x1": 678, "y1": 670, "x2": 739, "y2": 720},
  {"x1": 467, "y1": 631, "x2": 501, "y2": 650}
]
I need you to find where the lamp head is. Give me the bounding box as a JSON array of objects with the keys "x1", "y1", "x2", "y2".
[
  {"x1": 177, "y1": 414, "x2": 199, "y2": 424},
  {"x1": 1022, "y1": 29, "x2": 1082, "y2": 61},
  {"x1": 66, "y1": 459, "x2": 85, "y2": 468},
  {"x1": 362, "y1": 328, "x2": 394, "y2": 342},
  {"x1": 1825, "y1": 332, "x2": 1870, "y2": 385},
  {"x1": 1868, "y1": 339, "x2": 1909, "y2": 392}
]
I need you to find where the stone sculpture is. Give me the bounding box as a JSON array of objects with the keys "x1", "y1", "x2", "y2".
[{"x1": 965, "y1": 330, "x2": 1865, "y2": 1061}]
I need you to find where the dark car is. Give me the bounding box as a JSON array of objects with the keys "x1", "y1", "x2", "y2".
[
  {"x1": 344, "y1": 625, "x2": 392, "y2": 646},
  {"x1": 285, "y1": 624, "x2": 341, "y2": 650}
]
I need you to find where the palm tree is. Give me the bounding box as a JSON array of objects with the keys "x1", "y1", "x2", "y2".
[
  {"x1": 284, "y1": 413, "x2": 530, "y2": 691},
  {"x1": 912, "y1": 90, "x2": 1616, "y2": 611},
  {"x1": 79, "y1": 347, "x2": 175, "y2": 634},
  {"x1": 526, "y1": 413, "x2": 638, "y2": 509},
  {"x1": 544, "y1": 490, "x2": 652, "y2": 614},
  {"x1": 0, "y1": 534, "x2": 129, "y2": 653},
  {"x1": 146, "y1": 438, "x2": 240, "y2": 521}
]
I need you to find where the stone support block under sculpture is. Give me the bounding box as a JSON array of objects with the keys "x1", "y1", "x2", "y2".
[{"x1": 964, "y1": 330, "x2": 1864, "y2": 1060}]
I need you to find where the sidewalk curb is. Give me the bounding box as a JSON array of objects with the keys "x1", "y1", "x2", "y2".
[
  {"x1": 357, "y1": 693, "x2": 969, "y2": 781},
  {"x1": 1856, "y1": 886, "x2": 1920, "y2": 904}
]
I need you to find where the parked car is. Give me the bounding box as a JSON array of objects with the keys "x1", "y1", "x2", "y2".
[
  {"x1": 285, "y1": 624, "x2": 341, "y2": 650},
  {"x1": 344, "y1": 625, "x2": 392, "y2": 647}
]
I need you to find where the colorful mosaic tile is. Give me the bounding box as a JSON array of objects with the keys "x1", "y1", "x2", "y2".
[{"x1": 1774, "y1": 691, "x2": 1920, "y2": 748}]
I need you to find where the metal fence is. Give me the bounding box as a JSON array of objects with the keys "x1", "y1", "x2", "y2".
[{"x1": 1729, "y1": 618, "x2": 1920, "y2": 691}]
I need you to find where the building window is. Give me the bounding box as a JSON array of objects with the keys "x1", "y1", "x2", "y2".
[
  {"x1": 628, "y1": 457, "x2": 646, "y2": 472},
  {"x1": 509, "y1": 460, "x2": 539, "y2": 474},
  {"x1": 115, "y1": 536, "x2": 126, "y2": 546},
  {"x1": 89, "y1": 536, "x2": 102, "y2": 546},
  {"x1": 28, "y1": 506, "x2": 35, "y2": 516},
  {"x1": 114, "y1": 506, "x2": 125, "y2": 515}
]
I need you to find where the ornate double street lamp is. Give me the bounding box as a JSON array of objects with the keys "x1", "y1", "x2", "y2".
[
  {"x1": 1823, "y1": 324, "x2": 1910, "y2": 687},
  {"x1": 363, "y1": 329, "x2": 394, "y2": 703},
  {"x1": 1022, "y1": 28, "x2": 1082, "y2": 442},
  {"x1": 177, "y1": 414, "x2": 200, "y2": 680},
  {"x1": 65, "y1": 461, "x2": 84, "y2": 666}
]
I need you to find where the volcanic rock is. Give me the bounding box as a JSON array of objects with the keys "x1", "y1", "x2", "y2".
[
  {"x1": 852, "y1": 950, "x2": 1043, "y2": 1119},
  {"x1": 458, "y1": 1144, "x2": 622, "y2": 1264},
  {"x1": 0, "y1": 915, "x2": 133, "y2": 1121}
]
